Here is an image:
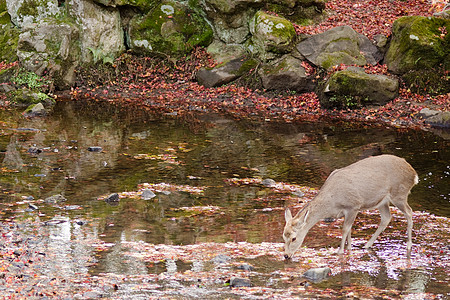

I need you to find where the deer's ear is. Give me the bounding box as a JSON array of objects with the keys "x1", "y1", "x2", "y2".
[
  {"x1": 285, "y1": 208, "x2": 292, "y2": 222},
  {"x1": 302, "y1": 210, "x2": 310, "y2": 226}
]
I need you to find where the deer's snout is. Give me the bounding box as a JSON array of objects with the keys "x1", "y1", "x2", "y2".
[{"x1": 284, "y1": 254, "x2": 291, "y2": 260}]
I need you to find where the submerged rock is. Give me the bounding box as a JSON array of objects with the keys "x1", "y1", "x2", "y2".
[
  {"x1": 141, "y1": 189, "x2": 156, "y2": 200},
  {"x1": 105, "y1": 193, "x2": 120, "y2": 203},
  {"x1": 237, "y1": 264, "x2": 255, "y2": 271},
  {"x1": 44, "y1": 194, "x2": 67, "y2": 204},
  {"x1": 87, "y1": 146, "x2": 103, "y2": 152},
  {"x1": 227, "y1": 277, "x2": 252, "y2": 287},
  {"x1": 303, "y1": 267, "x2": 332, "y2": 283},
  {"x1": 210, "y1": 254, "x2": 231, "y2": 264}
]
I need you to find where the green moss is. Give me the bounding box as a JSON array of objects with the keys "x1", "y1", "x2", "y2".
[
  {"x1": 0, "y1": 25, "x2": 20, "y2": 62},
  {"x1": 130, "y1": 0, "x2": 212, "y2": 56},
  {"x1": 386, "y1": 16, "x2": 450, "y2": 74}
]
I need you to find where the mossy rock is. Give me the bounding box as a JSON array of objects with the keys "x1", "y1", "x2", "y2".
[
  {"x1": 321, "y1": 67, "x2": 399, "y2": 109},
  {"x1": 128, "y1": 0, "x2": 213, "y2": 56},
  {"x1": 264, "y1": 0, "x2": 326, "y2": 25},
  {"x1": 93, "y1": 0, "x2": 157, "y2": 12},
  {"x1": 7, "y1": 88, "x2": 53, "y2": 106},
  {"x1": 248, "y1": 11, "x2": 296, "y2": 60},
  {"x1": 0, "y1": 25, "x2": 20, "y2": 63},
  {"x1": 385, "y1": 16, "x2": 450, "y2": 74}
]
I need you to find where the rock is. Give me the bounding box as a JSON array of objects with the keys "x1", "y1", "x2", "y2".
[
  {"x1": 210, "y1": 254, "x2": 231, "y2": 264},
  {"x1": 17, "y1": 19, "x2": 81, "y2": 89},
  {"x1": 141, "y1": 189, "x2": 156, "y2": 200},
  {"x1": 105, "y1": 193, "x2": 120, "y2": 203},
  {"x1": 206, "y1": 40, "x2": 247, "y2": 64},
  {"x1": 261, "y1": 178, "x2": 276, "y2": 187},
  {"x1": 227, "y1": 277, "x2": 252, "y2": 287},
  {"x1": 259, "y1": 55, "x2": 316, "y2": 92},
  {"x1": 237, "y1": 264, "x2": 255, "y2": 271},
  {"x1": 197, "y1": 56, "x2": 258, "y2": 88},
  {"x1": 292, "y1": 190, "x2": 305, "y2": 197},
  {"x1": 7, "y1": 89, "x2": 53, "y2": 107},
  {"x1": 297, "y1": 26, "x2": 382, "y2": 70},
  {"x1": 0, "y1": 23, "x2": 20, "y2": 63},
  {"x1": 28, "y1": 204, "x2": 39, "y2": 210},
  {"x1": 67, "y1": 0, "x2": 124, "y2": 64},
  {"x1": 44, "y1": 194, "x2": 67, "y2": 204},
  {"x1": 128, "y1": 0, "x2": 213, "y2": 56},
  {"x1": 23, "y1": 103, "x2": 47, "y2": 117},
  {"x1": 321, "y1": 66, "x2": 399, "y2": 108},
  {"x1": 419, "y1": 108, "x2": 440, "y2": 119},
  {"x1": 6, "y1": 0, "x2": 63, "y2": 28},
  {"x1": 423, "y1": 111, "x2": 450, "y2": 128},
  {"x1": 384, "y1": 16, "x2": 450, "y2": 74},
  {"x1": 434, "y1": 9, "x2": 450, "y2": 19},
  {"x1": 303, "y1": 267, "x2": 332, "y2": 283},
  {"x1": 201, "y1": 0, "x2": 260, "y2": 44},
  {"x1": 248, "y1": 11, "x2": 297, "y2": 60},
  {"x1": 87, "y1": 146, "x2": 103, "y2": 152}
]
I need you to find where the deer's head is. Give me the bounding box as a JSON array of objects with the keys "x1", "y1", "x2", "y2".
[{"x1": 283, "y1": 208, "x2": 309, "y2": 260}]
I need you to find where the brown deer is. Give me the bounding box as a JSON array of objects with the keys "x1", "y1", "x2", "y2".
[{"x1": 283, "y1": 154, "x2": 418, "y2": 259}]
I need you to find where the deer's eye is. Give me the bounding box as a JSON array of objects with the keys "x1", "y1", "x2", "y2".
[{"x1": 291, "y1": 237, "x2": 297, "y2": 242}]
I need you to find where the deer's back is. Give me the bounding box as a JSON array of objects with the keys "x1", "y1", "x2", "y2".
[{"x1": 316, "y1": 155, "x2": 417, "y2": 210}]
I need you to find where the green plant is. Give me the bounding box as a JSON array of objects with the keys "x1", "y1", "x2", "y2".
[{"x1": 12, "y1": 68, "x2": 51, "y2": 90}]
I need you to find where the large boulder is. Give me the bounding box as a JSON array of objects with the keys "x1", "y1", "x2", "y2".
[
  {"x1": 68, "y1": 0, "x2": 125, "y2": 63},
  {"x1": 384, "y1": 16, "x2": 450, "y2": 74},
  {"x1": 247, "y1": 11, "x2": 296, "y2": 60},
  {"x1": 259, "y1": 55, "x2": 315, "y2": 92},
  {"x1": 320, "y1": 67, "x2": 399, "y2": 108},
  {"x1": 6, "y1": 0, "x2": 62, "y2": 28},
  {"x1": 128, "y1": 0, "x2": 213, "y2": 56},
  {"x1": 200, "y1": 0, "x2": 261, "y2": 44},
  {"x1": 17, "y1": 19, "x2": 81, "y2": 89},
  {"x1": 297, "y1": 26, "x2": 382, "y2": 70}
]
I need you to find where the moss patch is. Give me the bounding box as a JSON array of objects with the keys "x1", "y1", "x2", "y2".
[
  {"x1": 129, "y1": 0, "x2": 213, "y2": 56},
  {"x1": 385, "y1": 16, "x2": 450, "y2": 74}
]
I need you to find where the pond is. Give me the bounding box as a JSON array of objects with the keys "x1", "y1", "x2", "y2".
[{"x1": 0, "y1": 99, "x2": 449, "y2": 299}]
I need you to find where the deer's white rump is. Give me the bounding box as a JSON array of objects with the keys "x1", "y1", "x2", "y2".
[{"x1": 283, "y1": 154, "x2": 418, "y2": 259}]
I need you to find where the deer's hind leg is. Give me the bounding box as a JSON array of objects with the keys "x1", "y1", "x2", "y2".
[
  {"x1": 391, "y1": 196, "x2": 413, "y2": 253},
  {"x1": 364, "y1": 201, "x2": 391, "y2": 249}
]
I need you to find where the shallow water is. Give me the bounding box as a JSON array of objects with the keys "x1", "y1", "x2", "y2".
[{"x1": 0, "y1": 100, "x2": 449, "y2": 298}]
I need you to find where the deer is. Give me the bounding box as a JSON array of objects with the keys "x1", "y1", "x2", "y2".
[{"x1": 283, "y1": 154, "x2": 418, "y2": 260}]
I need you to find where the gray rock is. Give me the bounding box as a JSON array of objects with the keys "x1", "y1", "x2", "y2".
[
  {"x1": 67, "y1": 0, "x2": 124, "y2": 63},
  {"x1": 231, "y1": 278, "x2": 252, "y2": 287},
  {"x1": 423, "y1": 111, "x2": 450, "y2": 128},
  {"x1": 23, "y1": 103, "x2": 47, "y2": 117},
  {"x1": 237, "y1": 264, "x2": 255, "y2": 271},
  {"x1": 248, "y1": 11, "x2": 297, "y2": 61},
  {"x1": 17, "y1": 20, "x2": 80, "y2": 89},
  {"x1": 87, "y1": 146, "x2": 103, "y2": 152},
  {"x1": 197, "y1": 56, "x2": 257, "y2": 88},
  {"x1": 44, "y1": 194, "x2": 67, "y2": 204},
  {"x1": 297, "y1": 26, "x2": 382, "y2": 70},
  {"x1": 141, "y1": 189, "x2": 156, "y2": 200},
  {"x1": 105, "y1": 193, "x2": 120, "y2": 203},
  {"x1": 228, "y1": 276, "x2": 252, "y2": 287},
  {"x1": 210, "y1": 254, "x2": 231, "y2": 264},
  {"x1": 321, "y1": 66, "x2": 399, "y2": 108},
  {"x1": 259, "y1": 55, "x2": 316, "y2": 92},
  {"x1": 303, "y1": 267, "x2": 332, "y2": 283},
  {"x1": 261, "y1": 178, "x2": 276, "y2": 187},
  {"x1": 419, "y1": 108, "x2": 440, "y2": 119}
]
